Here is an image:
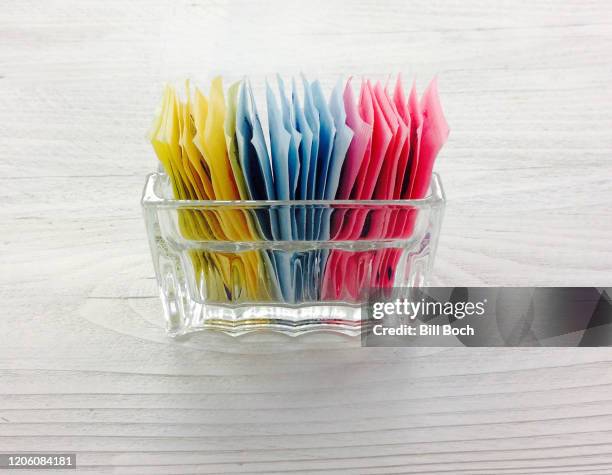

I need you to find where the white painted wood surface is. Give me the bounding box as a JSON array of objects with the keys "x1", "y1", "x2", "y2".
[{"x1": 1, "y1": 0, "x2": 612, "y2": 472}]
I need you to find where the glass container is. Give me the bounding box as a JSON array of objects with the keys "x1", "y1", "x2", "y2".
[{"x1": 142, "y1": 172, "x2": 445, "y2": 336}]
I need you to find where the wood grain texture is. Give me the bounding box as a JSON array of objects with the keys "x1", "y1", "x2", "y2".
[{"x1": 1, "y1": 0, "x2": 612, "y2": 473}]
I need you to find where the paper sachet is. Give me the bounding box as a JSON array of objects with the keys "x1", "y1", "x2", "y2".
[
  {"x1": 412, "y1": 78, "x2": 449, "y2": 199},
  {"x1": 291, "y1": 78, "x2": 313, "y2": 240}
]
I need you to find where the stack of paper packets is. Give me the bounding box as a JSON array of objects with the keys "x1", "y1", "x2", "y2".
[{"x1": 149, "y1": 75, "x2": 449, "y2": 303}]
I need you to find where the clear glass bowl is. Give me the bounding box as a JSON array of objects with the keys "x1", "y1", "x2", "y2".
[{"x1": 141, "y1": 172, "x2": 445, "y2": 336}]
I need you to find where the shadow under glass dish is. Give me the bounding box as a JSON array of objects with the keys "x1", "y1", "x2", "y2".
[{"x1": 141, "y1": 172, "x2": 445, "y2": 336}]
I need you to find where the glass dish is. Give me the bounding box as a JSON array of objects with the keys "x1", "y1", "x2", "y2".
[{"x1": 141, "y1": 172, "x2": 445, "y2": 336}]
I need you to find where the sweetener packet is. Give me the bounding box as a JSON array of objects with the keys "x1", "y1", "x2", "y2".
[{"x1": 411, "y1": 78, "x2": 449, "y2": 199}]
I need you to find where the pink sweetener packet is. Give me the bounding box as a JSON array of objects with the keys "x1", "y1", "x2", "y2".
[
  {"x1": 377, "y1": 78, "x2": 410, "y2": 241},
  {"x1": 372, "y1": 81, "x2": 408, "y2": 200},
  {"x1": 392, "y1": 75, "x2": 412, "y2": 199},
  {"x1": 336, "y1": 78, "x2": 373, "y2": 200},
  {"x1": 331, "y1": 79, "x2": 376, "y2": 240},
  {"x1": 353, "y1": 80, "x2": 392, "y2": 200},
  {"x1": 410, "y1": 77, "x2": 449, "y2": 199},
  {"x1": 401, "y1": 82, "x2": 423, "y2": 199}
]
